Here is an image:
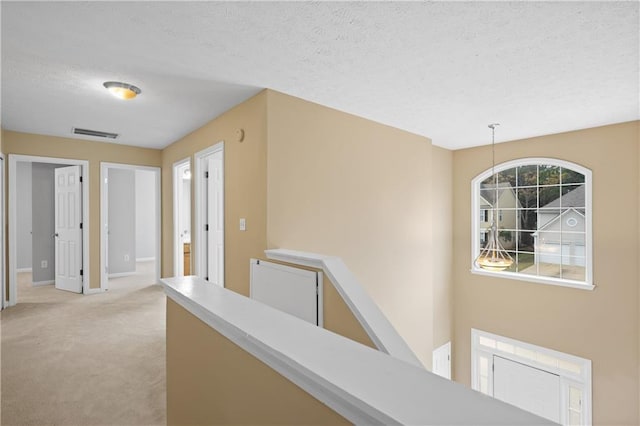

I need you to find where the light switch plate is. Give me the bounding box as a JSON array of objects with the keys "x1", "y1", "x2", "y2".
[{"x1": 239, "y1": 218, "x2": 246, "y2": 231}]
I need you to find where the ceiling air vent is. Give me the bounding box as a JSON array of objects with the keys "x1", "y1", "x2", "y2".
[{"x1": 72, "y1": 127, "x2": 118, "y2": 139}]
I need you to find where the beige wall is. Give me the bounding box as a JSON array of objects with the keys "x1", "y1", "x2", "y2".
[
  {"x1": 4, "y1": 89, "x2": 452, "y2": 373},
  {"x1": 431, "y1": 146, "x2": 453, "y2": 349},
  {"x1": 323, "y1": 275, "x2": 376, "y2": 349},
  {"x1": 161, "y1": 90, "x2": 455, "y2": 367},
  {"x1": 2, "y1": 131, "x2": 162, "y2": 292},
  {"x1": 452, "y1": 121, "x2": 640, "y2": 425},
  {"x1": 166, "y1": 298, "x2": 350, "y2": 425},
  {"x1": 161, "y1": 91, "x2": 268, "y2": 296},
  {"x1": 266, "y1": 90, "x2": 436, "y2": 367},
  {"x1": 159, "y1": 88, "x2": 379, "y2": 348}
]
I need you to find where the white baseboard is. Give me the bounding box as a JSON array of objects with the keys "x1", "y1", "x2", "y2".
[
  {"x1": 136, "y1": 257, "x2": 155, "y2": 262},
  {"x1": 108, "y1": 272, "x2": 136, "y2": 278},
  {"x1": 84, "y1": 287, "x2": 105, "y2": 295},
  {"x1": 17, "y1": 267, "x2": 33, "y2": 273},
  {"x1": 32, "y1": 280, "x2": 54, "y2": 287}
]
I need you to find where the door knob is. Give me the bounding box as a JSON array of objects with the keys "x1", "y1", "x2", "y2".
[{"x1": 53, "y1": 233, "x2": 59, "y2": 238}]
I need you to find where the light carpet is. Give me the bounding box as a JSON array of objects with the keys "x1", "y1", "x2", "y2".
[{"x1": 1, "y1": 262, "x2": 166, "y2": 426}]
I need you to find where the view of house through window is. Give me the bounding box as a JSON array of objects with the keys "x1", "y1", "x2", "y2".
[{"x1": 474, "y1": 159, "x2": 591, "y2": 286}]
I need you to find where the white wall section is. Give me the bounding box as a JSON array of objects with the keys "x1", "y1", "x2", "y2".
[
  {"x1": 135, "y1": 169, "x2": 156, "y2": 260},
  {"x1": 16, "y1": 162, "x2": 32, "y2": 270},
  {"x1": 32, "y1": 163, "x2": 65, "y2": 283},
  {"x1": 108, "y1": 168, "x2": 135, "y2": 275}
]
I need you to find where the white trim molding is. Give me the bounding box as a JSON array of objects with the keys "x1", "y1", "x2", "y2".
[
  {"x1": 8, "y1": 154, "x2": 90, "y2": 305},
  {"x1": 0, "y1": 155, "x2": 5, "y2": 310},
  {"x1": 108, "y1": 272, "x2": 136, "y2": 279}
]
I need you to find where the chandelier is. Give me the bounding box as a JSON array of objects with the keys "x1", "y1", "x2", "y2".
[{"x1": 475, "y1": 124, "x2": 514, "y2": 272}]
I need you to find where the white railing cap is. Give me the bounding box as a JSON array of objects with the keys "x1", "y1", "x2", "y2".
[
  {"x1": 265, "y1": 248, "x2": 422, "y2": 367},
  {"x1": 162, "y1": 276, "x2": 551, "y2": 425}
]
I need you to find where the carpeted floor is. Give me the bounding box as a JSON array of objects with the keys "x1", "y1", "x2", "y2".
[{"x1": 1, "y1": 262, "x2": 166, "y2": 426}]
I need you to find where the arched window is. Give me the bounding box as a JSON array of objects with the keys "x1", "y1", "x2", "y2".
[{"x1": 471, "y1": 158, "x2": 593, "y2": 289}]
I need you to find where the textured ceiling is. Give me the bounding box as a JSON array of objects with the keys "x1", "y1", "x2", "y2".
[{"x1": 1, "y1": 1, "x2": 638, "y2": 150}]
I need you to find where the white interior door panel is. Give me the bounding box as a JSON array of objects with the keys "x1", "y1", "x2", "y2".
[
  {"x1": 493, "y1": 355, "x2": 560, "y2": 423},
  {"x1": 55, "y1": 165, "x2": 82, "y2": 293}
]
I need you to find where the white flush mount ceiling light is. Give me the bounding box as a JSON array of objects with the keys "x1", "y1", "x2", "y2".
[{"x1": 103, "y1": 81, "x2": 141, "y2": 100}]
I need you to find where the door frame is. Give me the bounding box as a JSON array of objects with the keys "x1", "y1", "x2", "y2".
[
  {"x1": 100, "y1": 162, "x2": 161, "y2": 291},
  {"x1": 0, "y1": 155, "x2": 5, "y2": 309},
  {"x1": 8, "y1": 154, "x2": 90, "y2": 306},
  {"x1": 194, "y1": 142, "x2": 224, "y2": 282},
  {"x1": 173, "y1": 157, "x2": 191, "y2": 277}
]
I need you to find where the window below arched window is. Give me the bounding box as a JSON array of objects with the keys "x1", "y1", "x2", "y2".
[{"x1": 471, "y1": 158, "x2": 593, "y2": 290}]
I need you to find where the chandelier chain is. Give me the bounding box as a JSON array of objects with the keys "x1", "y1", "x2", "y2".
[{"x1": 474, "y1": 123, "x2": 514, "y2": 271}]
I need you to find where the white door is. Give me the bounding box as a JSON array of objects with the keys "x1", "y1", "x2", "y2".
[
  {"x1": 206, "y1": 152, "x2": 224, "y2": 286},
  {"x1": 493, "y1": 355, "x2": 561, "y2": 423},
  {"x1": 250, "y1": 260, "x2": 319, "y2": 325},
  {"x1": 432, "y1": 342, "x2": 451, "y2": 380},
  {"x1": 55, "y1": 165, "x2": 83, "y2": 293}
]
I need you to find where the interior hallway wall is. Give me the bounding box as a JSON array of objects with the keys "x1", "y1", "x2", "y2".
[
  {"x1": 16, "y1": 162, "x2": 32, "y2": 270},
  {"x1": 266, "y1": 91, "x2": 434, "y2": 367},
  {"x1": 2, "y1": 131, "x2": 162, "y2": 293},
  {"x1": 161, "y1": 91, "x2": 267, "y2": 295},
  {"x1": 135, "y1": 169, "x2": 156, "y2": 261},
  {"x1": 160, "y1": 90, "x2": 453, "y2": 368},
  {"x1": 431, "y1": 146, "x2": 453, "y2": 351}
]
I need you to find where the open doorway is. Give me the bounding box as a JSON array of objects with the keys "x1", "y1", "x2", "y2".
[
  {"x1": 173, "y1": 158, "x2": 191, "y2": 277},
  {"x1": 8, "y1": 155, "x2": 90, "y2": 306},
  {"x1": 100, "y1": 163, "x2": 161, "y2": 291}
]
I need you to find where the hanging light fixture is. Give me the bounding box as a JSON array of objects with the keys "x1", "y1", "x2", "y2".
[
  {"x1": 475, "y1": 123, "x2": 514, "y2": 272},
  {"x1": 103, "y1": 81, "x2": 141, "y2": 100}
]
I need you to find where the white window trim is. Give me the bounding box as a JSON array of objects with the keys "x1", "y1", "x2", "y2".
[
  {"x1": 470, "y1": 157, "x2": 594, "y2": 290},
  {"x1": 471, "y1": 328, "x2": 592, "y2": 426}
]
